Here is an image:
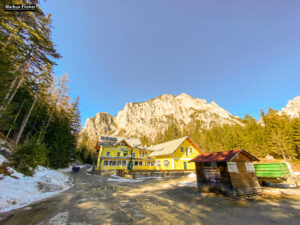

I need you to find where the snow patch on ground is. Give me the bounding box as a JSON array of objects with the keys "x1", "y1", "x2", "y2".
[
  {"x1": 107, "y1": 174, "x2": 197, "y2": 182},
  {"x1": 57, "y1": 165, "x2": 73, "y2": 173},
  {"x1": 138, "y1": 177, "x2": 162, "y2": 180},
  {"x1": 107, "y1": 175, "x2": 142, "y2": 183},
  {"x1": 86, "y1": 166, "x2": 93, "y2": 172},
  {"x1": 0, "y1": 166, "x2": 72, "y2": 213},
  {"x1": 178, "y1": 181, "x2": 197, "y2": 188},
  {"x1": 57, "y1": 164, "x2": 86, "y2": 173},
  {"x1": 0, "y1": 139, "x2": 11, "y2": 154},
  {"x1": 187, "y1": 173, "x2": 196, "y2": 178},
  {"x1": 0, "y1": 154, "x2": 7, "y2": 165}
]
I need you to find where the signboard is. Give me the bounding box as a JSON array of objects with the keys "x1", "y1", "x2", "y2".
[
  {"x1": 203, "y1": 162, "x2": 219, "y2": 182},
  {"x1": 227, "y1": 162, "x2": 238, "y2": 172}
]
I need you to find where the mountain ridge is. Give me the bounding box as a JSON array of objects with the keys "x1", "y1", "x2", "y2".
[
  {"x1": 79, "y1": 94, "x2": 300, "y2": 148},
  {"x1": 79, "y1": 93, "x2": 241, "y2": 145}
]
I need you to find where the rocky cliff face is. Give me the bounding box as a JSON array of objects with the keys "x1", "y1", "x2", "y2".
[
  {"x1": 280, "y1": 96, "x2": 300, "y2": 118},
  {"x1": 80, "y1": 93, "x2": 241, "y2": 143}
]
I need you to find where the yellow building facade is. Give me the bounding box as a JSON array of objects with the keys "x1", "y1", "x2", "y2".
[
  {"x1": 96, "y1": 136, "x2": 155, "y2": 170},
  {"x1": 96, "y1": 136, "x2": 202, "y2": 171},
  {"x1": 148, "y1": 136, "x2": 202, "y2": 170}
]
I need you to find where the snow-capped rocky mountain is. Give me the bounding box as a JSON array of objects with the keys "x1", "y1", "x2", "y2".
[
  {"x1": 280, "y1": 96, "x2": 300, "y2": 118},
  {"x1": 80, "y1": 93, "x2": 241, "y2": 143}
]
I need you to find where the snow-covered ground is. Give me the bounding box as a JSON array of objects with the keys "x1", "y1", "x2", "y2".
[
  {"x1": 0, "y1": 165, "x2": 72, "y2": 213},
  {"x1": 178, "y1": 181, "x2": 197, "y2": 187},
  {"x1": 107, "y1": 175, "x2": 143, "y2": 183},
  {"x1": 57, "y1": 164, "x2": 87, "y2": 173},
  {"x1": 187, "y1": 173, "x2": 196, "y2": 178},
  {"x1": 0, "y1": 139, "x2": 10, "y2": 154},
  {"x1": 0, "y1": 154, "x2": 7, "y2": 165},
  {"x1": 107, "y1": 173, "x2": 196, "y2": 183}
]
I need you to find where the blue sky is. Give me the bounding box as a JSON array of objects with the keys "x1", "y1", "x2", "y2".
[{"x1": 40, "y1": 0, "x2": 300, "y2": 125}]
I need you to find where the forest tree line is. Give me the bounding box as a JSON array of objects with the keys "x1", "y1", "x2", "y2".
[
  {"x1": 0, "y1": 0, "x2": 83, "y2": 174},
  {"x1": 79, "y1": 107, "x2": 300, "y2": 162},
  {"x1": 150, "y1": 109, "x2": 300, "y2": 161}
]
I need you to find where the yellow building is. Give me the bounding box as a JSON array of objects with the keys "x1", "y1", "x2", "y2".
[
  {"x1": 149, "y1": 136, "x2": 202, "y2": 170},
  {"x1": 96, "y1": 136, "x2": 155, "y2": 170},
  {"x1": 96, "y1": 135, "x2": 202, "y2": 171}
]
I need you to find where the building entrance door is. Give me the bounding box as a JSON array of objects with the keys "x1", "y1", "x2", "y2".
[{"x1": 183, "y1": 162, "x2": 187, "y2": 170}]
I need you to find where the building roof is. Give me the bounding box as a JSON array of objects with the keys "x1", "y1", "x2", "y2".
[
  {"x1": 121, "y1": 138, "x2": 143, "y2": 148},
  {"x1": 98, "y1": 135, "x2": 142, "y2": 148},
  {"x1": 190, "y1": 149, "x2": 259, "y2": 163},
  {"x1": 148, "y1": 136, "x2": 201, "y2": 157}
]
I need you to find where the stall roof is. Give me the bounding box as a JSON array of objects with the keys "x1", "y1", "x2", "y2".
[{"x1": 190, "y1": 149, "x2": 259, "y2": 162}]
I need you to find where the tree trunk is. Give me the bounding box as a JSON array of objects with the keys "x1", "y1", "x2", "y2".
[
  {"x1": 0, "y1": 76, "x2": 20, "y2": 118},
  {"x1": 6, "y1": 76, "x2": 24, "y2": 106},
  {"x1": 39, "y1": 89, "x2": 60, "y2": 141},
  {"x1": 15, "y1": 96, "x2": 37, "y2": 144},
  {"x1": 280, "y1": 148, "x2": 287, "y2": 161},
  {"x1": 0, "y1": 51, "x2": 38, "y2": 119},
  {"x1": 26, "y1": 111, "x2": 40, "y2": 140},
  {"x1": 6, "y1": 99, "x2": 25, "y2": 139},
  {"x1": 2, "y1": 30, "x2": 17, "y2": 50}
]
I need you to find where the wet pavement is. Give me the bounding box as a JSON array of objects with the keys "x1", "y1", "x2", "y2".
[{"x1": 1, "y1": 169, "x2": 300, "y2": 225}]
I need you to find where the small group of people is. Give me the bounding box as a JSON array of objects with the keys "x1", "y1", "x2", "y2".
[{"x1": 72, "y1": 165, "x2": 80, "y2": 173}]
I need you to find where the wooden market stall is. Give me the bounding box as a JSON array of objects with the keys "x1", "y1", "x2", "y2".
[{"x1": 190, "y1": 149, "x2": 261, "y2": 196}]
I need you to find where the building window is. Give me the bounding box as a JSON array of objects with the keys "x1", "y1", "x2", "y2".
[
  {"x1": 117, "y1": 161, "x2": 122, "y2": 166},
  {"x1": 227, "y1": 162, "x2": 238, "y2": 172},
  {"x1": 146, "y1": 161, "x2": 151, "y2": 166},
  {"x1": 134, "y1": 161, "x2": 139, "y2": 166},
  {"x1": 151, "y1": 161, "x2": 155, "y2": 166},
  {"x1": 122, "y1": 161, "x2": 126, "y2": 166},
  {"x1": 132, "y1": 153, "x2": 136, "y2": 158},
  {"x1": 145, "y1": 152, "x2": 148, "y2": 156},
  {"x1": 245, "y1": 162, "x2": 255, "y2": 172},
  {"x1": 120, "y1": 147, "x2": 124, "y2": 151},
  {"x1": 117, "y1": 152, "x2": 121, "y2": 157},
  {"x1": 156, "y1": 160, "x2": 161, "y2": 167},
  {"x1": 103, "y1": 160, "x2": 109, "y2": 166},
  {"x1": 163, "y1": 160, "x2": 169, "y2": 167},
  {"x1": 139, "y1": 161, "x2": 143, "y2": 166},
  {"x1": 109, "y1": 160, "x2": 116, "y2": 166},
  {"x1": 181, "y1": 147, "x2": 184, "y2": 152},
  {"x1": 190, "y1": 147, "x2": 193, "y2": 153},
  {"x1": 106, "y1": 152, "x2": 110, "y2": 157},
  {"x1": 185, "y1": 147, "x2": 189, "y2": 157}
]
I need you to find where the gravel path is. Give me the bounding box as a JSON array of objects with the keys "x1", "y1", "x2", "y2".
[{"x1": 1, "y1": 168, "x2": 300, "y2": 225}]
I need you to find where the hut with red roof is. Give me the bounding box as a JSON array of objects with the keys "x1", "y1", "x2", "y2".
[{"x1": 190, "y1": 149, "x2": 261, "y2": 196}]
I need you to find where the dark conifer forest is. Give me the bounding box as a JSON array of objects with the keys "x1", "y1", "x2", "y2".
[{"x1": 0, "y1": 0, "x2": 81, "y2": 173}]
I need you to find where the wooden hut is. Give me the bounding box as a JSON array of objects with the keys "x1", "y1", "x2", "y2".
[{"x1": 190, "y1": 149, "x2": 261, "y2": 196}]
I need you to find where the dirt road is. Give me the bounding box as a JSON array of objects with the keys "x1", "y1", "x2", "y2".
[{"x1": 0, "y1": 169, "x2": 300, "y2": 225}]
